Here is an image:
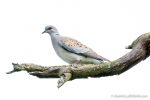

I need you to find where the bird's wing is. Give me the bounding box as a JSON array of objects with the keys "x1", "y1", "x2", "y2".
[{"x1": 58, "y1": 36, "x2": 110, "y2": 61}]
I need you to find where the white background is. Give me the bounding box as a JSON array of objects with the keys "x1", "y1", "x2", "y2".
[{"x1": 0, "y1": 0, "x2": 150, "y2": 100}]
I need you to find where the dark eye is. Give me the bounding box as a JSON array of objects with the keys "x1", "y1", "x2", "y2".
[{"x1": 47, "y1": 27, "x2": 52, "y2": 30}]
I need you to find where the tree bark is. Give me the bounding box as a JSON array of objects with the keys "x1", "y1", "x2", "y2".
[{"x1": 7, "y1": 32, "x2": 150, "y2": 88}]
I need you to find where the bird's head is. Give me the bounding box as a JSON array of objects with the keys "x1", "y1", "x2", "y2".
[{"x1": 42, "y1": 25, "x2": 58, "y2": 34}]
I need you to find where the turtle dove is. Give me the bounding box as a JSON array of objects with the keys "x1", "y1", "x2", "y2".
[{"x1": 42, "y1": 25, "x2": 110, "y2": 64}]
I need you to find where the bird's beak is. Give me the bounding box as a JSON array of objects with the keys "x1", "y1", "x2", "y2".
[{"x1": 42, "y1": 30, "x2": 46, "y2": 34}]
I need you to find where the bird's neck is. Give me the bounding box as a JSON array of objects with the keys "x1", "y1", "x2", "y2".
[
  {"x1": 49, "y1": 32, "x2": 60, "y2": 50},
  {"x1": 50, "y1": 32, "x2": 59, "y2": 37},
  {"x1": 48, "y1": 32, "x2": 60, "y2": 43}
]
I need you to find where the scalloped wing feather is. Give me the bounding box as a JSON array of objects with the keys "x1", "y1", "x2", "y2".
[{"x1": 58, "y1": 36, "x2": 110, "y2": 61}]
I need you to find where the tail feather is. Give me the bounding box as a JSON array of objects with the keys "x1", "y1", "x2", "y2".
[{"x1": 97, "y1": 55, "x2": 110, "y2": 62}]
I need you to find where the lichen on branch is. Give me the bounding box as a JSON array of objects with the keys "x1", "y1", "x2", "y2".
[{"x1": 7, "y1": 32, "x2": 150, "y2": 88}]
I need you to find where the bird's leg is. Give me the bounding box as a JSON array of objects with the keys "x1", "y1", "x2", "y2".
[{"x1": 71, "y1": 60, "x2": 81, "y2": 67}]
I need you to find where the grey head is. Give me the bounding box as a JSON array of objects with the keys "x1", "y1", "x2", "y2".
[{"x1": 42, "y1": 25, "x2": 58, "y2": 34}]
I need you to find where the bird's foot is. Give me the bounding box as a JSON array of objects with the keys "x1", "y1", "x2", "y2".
[
  {"x1": 71, "y1": 60, "x2": 81, "y2": 67},
  {"x1": 71, "y1": 64, "x2": 78, "y2": 68}
]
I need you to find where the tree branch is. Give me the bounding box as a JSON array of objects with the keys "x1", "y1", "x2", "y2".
[{"x1": 7, "y1": 32, "x2": 150, "y2": 88}]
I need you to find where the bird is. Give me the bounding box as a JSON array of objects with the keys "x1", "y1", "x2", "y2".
[{"x1": 42, "y1": 25, "x2": 110, "y2": 64}]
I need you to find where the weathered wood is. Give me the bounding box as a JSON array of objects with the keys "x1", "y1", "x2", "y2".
[{"x1": 7, "y1": 32, "x2": 150, "y2": 88}]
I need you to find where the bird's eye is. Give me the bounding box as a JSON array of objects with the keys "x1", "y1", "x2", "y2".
[{"x1": 47, "y1": 27, "x2": 53, "y2": 30}]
